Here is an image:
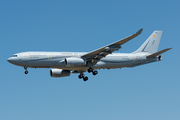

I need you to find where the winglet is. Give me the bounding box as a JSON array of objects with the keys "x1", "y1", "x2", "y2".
[
  {"x1": 136, "y1": 28, "x2": 143, "y2": 35},
  {"x1": 146, "y1": 48, "x2": 172, "y2": 59}
]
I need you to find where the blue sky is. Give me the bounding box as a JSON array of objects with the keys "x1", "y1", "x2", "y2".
[{"x1": 1, "y1": 0, "x2": 180, "y2": 120}]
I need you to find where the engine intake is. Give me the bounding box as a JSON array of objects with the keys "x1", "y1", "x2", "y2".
[
  {"x1": 50, "y1": 69, "x2": 70, "y2": 77},
  {"x1": 65, "y1": 57, "x2": 86, "y2": 66}
]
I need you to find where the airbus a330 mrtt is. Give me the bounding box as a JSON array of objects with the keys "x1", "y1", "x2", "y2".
[{"x1": 7, "y1": 29, "x2": 171, "y2": 81}]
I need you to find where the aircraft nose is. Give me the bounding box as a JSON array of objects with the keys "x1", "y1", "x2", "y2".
[
  {"x1": 7, "y1": 57, "x2": 14, "y2": 63},
  {"x1": 7, "y1": 57, "x2": 11, "y2": 63}
]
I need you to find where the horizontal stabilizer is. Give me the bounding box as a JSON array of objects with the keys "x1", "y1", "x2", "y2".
[{"x1": 146, "y1": 48, "x2": 172, "y2": 59}]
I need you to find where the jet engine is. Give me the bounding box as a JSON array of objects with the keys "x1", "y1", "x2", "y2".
[
  {"x1": 50, "y1": 69, "x2": 70, "y2": 77},
  {"x1": 65, "y1": 57, "x2": 86, "y2": 66}
]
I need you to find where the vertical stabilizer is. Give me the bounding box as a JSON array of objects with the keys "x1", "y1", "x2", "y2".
[{"x1": 133, "y1": 31, "x2": 162, "y2": 54}]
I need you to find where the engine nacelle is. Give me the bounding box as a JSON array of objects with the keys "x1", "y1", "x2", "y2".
[
  {"x1": 157, "y1": 55, "x2": 162, "y2": 61},
  {"x1": 65, "y1": 57, "x2": 86, "y2": 66},
  {"x1": 50, "y1": 69, "x2": 70, "y2": 77}
]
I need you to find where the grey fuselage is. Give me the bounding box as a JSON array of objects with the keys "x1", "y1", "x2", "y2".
[{"x1": 7, "y1": 51, "x2": 153, "y2": 71}]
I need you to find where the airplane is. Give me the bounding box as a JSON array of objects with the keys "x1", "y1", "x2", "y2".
[{"x1": 7, "y1": 29, "x2": 171, "y2": 81}]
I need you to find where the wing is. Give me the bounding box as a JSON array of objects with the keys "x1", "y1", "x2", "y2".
[{"x1": 81, "y1": 28, "x2": 143, "y2": 65}]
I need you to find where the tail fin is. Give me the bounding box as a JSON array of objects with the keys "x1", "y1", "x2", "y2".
[{"x1": 133, "y1": 31, "x2": 162, "y2": 54}]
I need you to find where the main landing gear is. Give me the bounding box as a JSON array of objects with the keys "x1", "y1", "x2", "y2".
[
  {"x1": 88, "y1": 67, "x2": 98, "y2": 76},
  {"x1": 78, "y1": 68, "x2": 98, "y2": 81},
  {"x1": 78, "y1": 73, "x2": 88, "y2": 81},
  {"x1": 24, "y1": 66, "x2": 28, "y2": 74}
]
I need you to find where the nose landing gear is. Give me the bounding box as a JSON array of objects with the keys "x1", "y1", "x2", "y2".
[
  {"x1": 24, "y1": 66, "x2": 28, "y2": 74},
  {"x1": 25, "y1": 70, "x2": 28, "y2": 74}
]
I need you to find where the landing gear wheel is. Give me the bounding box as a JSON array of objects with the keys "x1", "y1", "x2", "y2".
[
  {"x1": 25, "y1": 70, "x2": 28, "y2": 74},
  {"x1": 88, "y1": 68, "x2": 93, "y2": 73},
  {"x1": 78, "y1": 73, "x2": 84, "y2": 79},
  {"x1": 83, "y1": 76, "x2": 88, "y2": 81},
  {"x1": 92, "y1": 70, "x2": 98, "y2": 75},
  {"x1": 78, "y1": 74, "x2": 84, "y2": 79},
  {"x1": 78, "y1": 73, "x2": 88, "y2": 81}
]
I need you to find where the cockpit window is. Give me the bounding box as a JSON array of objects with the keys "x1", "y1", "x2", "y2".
[{"x1": 12, "y1": 55, "x2": 17, "y2": 57}]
